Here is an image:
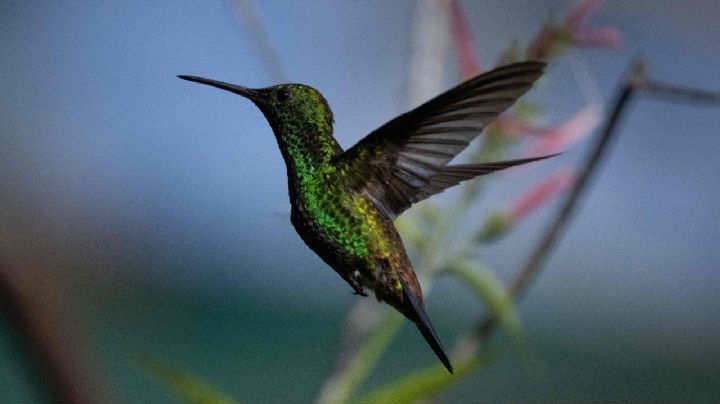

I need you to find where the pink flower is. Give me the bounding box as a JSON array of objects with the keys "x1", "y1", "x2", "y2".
[
  {"x1": 564, "y1": 0, "x2": 622, "y2": 49},
  {"x1": 528, "y1": 105, "x2": 602, "y2": 155},
  {"x1": 510, "y1": 169, "x2": 576, "y2": 221},
  {"x1": 449, "y1": 0, "x2": 482, "y2": 80},
  {"x1": 564, "y1": 0, "x2": 604, "y2": 31},
  {"x1": 572, "y1": 26, "x2": 622, "y2": 48},
  {"x1": 527, "y1": 0, "x2": 621, "y2": 60},
  {"x1": 478, "y1": 169, "x2": 576, "y2": 241}
]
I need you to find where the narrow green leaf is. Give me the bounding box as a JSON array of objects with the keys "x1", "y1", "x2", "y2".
[
  {"x1": 356, "y1": 353, "x2": 497, "y2": 404},
  {"x1": 444, "y1": 260, "x2": 527, "y2": 350},
  {"x1": 316, "y1": 309, "x2": 404, "y2": 404},
  {"x1": 139, "y1": 357, "x2": 240, "y2": 404},
  {"x1": 512, "y1": 100, "x2": 544, "y2": 120},
  {"x1": 477, "y1": 212, "x2": 513, "y2": 242}
]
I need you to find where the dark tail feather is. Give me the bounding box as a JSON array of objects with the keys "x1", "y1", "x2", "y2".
[
  {"x1": 414, "y1": 319, "x2": 453, "y2": 374},
  {"x1": 399, "y1": 277, "x2": 454, "y2": 374}
]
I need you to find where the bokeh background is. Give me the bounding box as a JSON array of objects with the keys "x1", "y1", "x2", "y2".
[{"x1": 1, "y1": 1, "x2": 719, "y2": 402}]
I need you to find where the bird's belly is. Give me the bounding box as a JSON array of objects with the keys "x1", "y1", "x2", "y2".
[
  {"x1": 289, "y1": 192, "x2": 393, "y2": 277},
  {"x1": 290, "y1": 197, "x2": 414, "y2": 307},
  {"x1": 290, "y1": 207, "x2": 363, "y2": 285}
]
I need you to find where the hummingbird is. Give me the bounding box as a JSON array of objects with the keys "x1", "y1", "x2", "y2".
[{"x1": 179, "y1": 61, "x2": 553, "y2": 373}]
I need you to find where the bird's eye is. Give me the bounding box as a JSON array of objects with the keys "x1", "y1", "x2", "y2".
[{"x1": 276, "y1": 89, "x2": 291, "y2": 102}]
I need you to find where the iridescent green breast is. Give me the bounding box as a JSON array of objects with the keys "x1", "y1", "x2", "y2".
[
  {"x1": 291, "y1": 169, "x2": 407, "y2": 300},
  {"x1": 293, "y1": 167, "x2": 389, "y2": 261}
]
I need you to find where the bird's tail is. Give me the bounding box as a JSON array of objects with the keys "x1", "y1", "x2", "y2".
[{"x1": 398, "y1": 276, "x2": 454, "y2": 374}]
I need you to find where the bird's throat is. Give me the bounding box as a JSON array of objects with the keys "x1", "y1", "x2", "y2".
[{"x1": 271, "y1": 123, "x2": 343, "y2": 183}]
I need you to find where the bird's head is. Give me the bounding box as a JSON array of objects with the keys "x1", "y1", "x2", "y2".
[{"x1": 178, "y1": 76, "x2": 334, "y2": 136}]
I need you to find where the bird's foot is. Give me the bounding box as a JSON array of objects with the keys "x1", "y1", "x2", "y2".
[{"x1": 350, "y1": 271, "x2": 368, "y2": 297}]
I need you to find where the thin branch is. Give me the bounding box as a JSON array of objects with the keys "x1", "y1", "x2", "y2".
[
  {"x1": 468, "y1": 59, "x2": 644, "y2": 343},
  {"x1": 314, "y1": 300, "x2": 387, "y2": 403},
  {"x1": 644, "y1": 79, "x2": 720, "y2": 105},
  {"x1": 316, "y1": 310, "x2": 404, "y2": 404},
  {"x1": 471, "y1": 57, "x2": 720, "y2": 346},
  {"x1": 509, "y1": 59, "x2": 644, "y2": 299},
  {"x1": 315, "y1": 2, "x2": 452, "y2": 400},
  {"x1": 231, "y1": 0, "x2": 287, "y2": 83}
]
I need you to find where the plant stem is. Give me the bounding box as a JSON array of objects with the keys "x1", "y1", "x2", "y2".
[
  {"x1": 315, "y1": 310, "x2": 404, "y2": 404},
  {"x1": 472, "y1": 57, "x2": 720, "y2": 345},
  {"x1": 0, "y1": 261, "x2": 106, "y2": 404},
  {"x1": 468, "y1": 58, "x2": 644, "y2": 343}
]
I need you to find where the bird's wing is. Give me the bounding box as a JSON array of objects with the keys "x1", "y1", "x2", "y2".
[{"x1": 333, "y1": 62, "x2": 547, "y2": 219}]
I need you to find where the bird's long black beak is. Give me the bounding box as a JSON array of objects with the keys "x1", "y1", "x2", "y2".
[{"x1": 178, "y1": 75, "x2": 260, "y2": 100}]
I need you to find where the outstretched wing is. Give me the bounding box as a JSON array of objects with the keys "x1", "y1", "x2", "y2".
[
  {"x1": 407, "y1": 155, "x2": 557, "y2": 207},
  {"x1": 333, "y1": 62, "x2": 548, "y2": 219}
]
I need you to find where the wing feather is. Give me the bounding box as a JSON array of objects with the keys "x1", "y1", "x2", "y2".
[{"x1": 333, "y1": 62, "x2": 550, "y2": 218}]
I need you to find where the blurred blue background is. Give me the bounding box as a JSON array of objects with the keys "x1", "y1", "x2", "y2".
[{"x1": 1, "y1": 1, "x2": 719, "y2": 402}]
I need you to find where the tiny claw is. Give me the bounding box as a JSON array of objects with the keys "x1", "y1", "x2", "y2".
[{"x1": 349, "y1": 270, "x2": 367, "y2": 296}]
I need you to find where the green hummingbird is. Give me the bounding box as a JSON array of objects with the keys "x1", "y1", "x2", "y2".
[{"x1": 179, "y1": 61, "x2": 553, "y2": 373}]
